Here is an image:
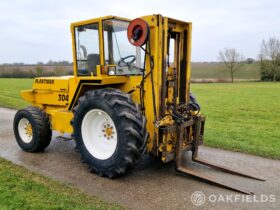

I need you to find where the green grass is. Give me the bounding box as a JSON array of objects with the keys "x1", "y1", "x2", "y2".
[
  {"x1": 191, "y1": 62, "x2": 260, "y2": 79},
  {"x1": 0, "y1": 78, "x2": 30, "y2": 109},
  {"x1": 191, "y1": 82, "x2": 280, "y2": 159},
  {"x1": 0, "y1": 78, "x2": 279, "y2": 159},
  {"x1": 0, "y1": 158, "x2": 123, "y2": 210}
]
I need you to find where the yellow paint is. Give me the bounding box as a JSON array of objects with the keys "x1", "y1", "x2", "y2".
[
  {"x1": 25, "y1": 123, "x2": 33, "y2": 136},
  {"x1": 20, "y1": 14, "x2": 193, "y2": 162},
  {"x1": 104, "y1": 125, "x2": 114, "y2": 138},
  {"x1": 49, "y1": 109, "x2": 73, "y2": 134}
]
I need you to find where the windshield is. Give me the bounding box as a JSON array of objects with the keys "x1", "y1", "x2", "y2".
[{"x1": 103, "y1": 19, "x2": 143, "y2": 75}]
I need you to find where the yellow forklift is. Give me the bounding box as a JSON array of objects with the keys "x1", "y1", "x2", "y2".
[{"x1": 13, "y1": 15, "x2": 264, "y2": 194}]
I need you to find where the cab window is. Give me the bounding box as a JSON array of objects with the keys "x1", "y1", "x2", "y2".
[
  {"x1": 103, "y1": 19, "x2": 143, "y2": 75},
  {"x1": 75, "y1": 23, "x2": 100, "y2": 76}
]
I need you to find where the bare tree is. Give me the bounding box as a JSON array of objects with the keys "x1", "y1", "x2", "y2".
[
  {"x1": 218, "y1": 48, "x2": 245, "y2": 83},
  {"x1": 259, "y1": 37, "x2": 280, "y2": 81}
]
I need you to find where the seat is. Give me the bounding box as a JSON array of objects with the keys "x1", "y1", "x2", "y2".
[{"x1": 87, "y1": 54, "x2": 100, "y2": 76}]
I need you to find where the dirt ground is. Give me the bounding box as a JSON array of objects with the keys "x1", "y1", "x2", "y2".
[{"x1": 0, "y1": 107, "x2": 279, "y2": 210}]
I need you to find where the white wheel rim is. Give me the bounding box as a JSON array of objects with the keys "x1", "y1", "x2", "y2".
[
  {"x1": 18, "y1": 118, "x2": 33, "y2": 143},
  {"x1": 81, "y1": 109, "x2": 118, "y2": 160}
]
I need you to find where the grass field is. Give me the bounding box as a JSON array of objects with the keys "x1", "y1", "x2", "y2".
[
  {"x1": 0, "y1": 158, "x2": 122, "y2": 210},
  {"x1": 191, "y1": 62, "x2": 260, "y2": 80},
  {"x1": 191, "y1": 82, "x2": 280, "y2": 159},
  {"x1": 0, "y1": 79, "x2": 30, "y2": 109},
  {"x1": 0, "y1": 78, "x2": 279, "y2": 159}
]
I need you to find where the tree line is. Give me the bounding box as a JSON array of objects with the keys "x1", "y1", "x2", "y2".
[
  {"x1": 0, "y1": 66, "x2": 73, "y2": 78},
  {"x1": 219, "y1": 37, "x2": 280, "y2": 82},
  {"x1": 0, "y1": 60, "x2": 72, "y2": 66}
]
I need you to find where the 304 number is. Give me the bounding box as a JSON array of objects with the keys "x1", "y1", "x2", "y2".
[{"x1": 58, "y1": 94, "x2": 69, "y2": 102}]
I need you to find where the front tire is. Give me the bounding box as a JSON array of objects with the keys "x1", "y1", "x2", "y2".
[
  {"x1": 13, "y1": 106, "x2": 52, "y2": 152},
  {"x1": 72, "y1": 88, "x2": 148, "y2": 178}
]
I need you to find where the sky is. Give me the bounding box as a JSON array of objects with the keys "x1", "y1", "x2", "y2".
[{"x1": 0, "y1": 0, "x2": 279, "y2": 63}]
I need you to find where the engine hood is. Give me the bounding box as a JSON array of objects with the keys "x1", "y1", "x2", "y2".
[{"x1": 32, "y1": 76, "x2": 73, "y2": 91}]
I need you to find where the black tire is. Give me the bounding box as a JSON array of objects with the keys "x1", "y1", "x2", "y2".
[
  {"x1": 72, "y1": 88, "x2": 148, "y2": 178},
  {"x1": 189, "y1": 92, "x2": 201, "y2": 112},
  {"x1": 13, "y1": 106, "x2": 52, "y2": 152},
  {"x1": 190, "y1": 92, "x2": 198, "y2": 104}
]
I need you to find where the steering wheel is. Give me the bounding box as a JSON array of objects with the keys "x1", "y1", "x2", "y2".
[{"x1": 118, "y1": 55, "x2": 136, "y2": 67}]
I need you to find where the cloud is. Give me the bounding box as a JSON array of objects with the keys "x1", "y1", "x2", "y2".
[{"x1": 0, "y1": 0, "x2": 279, "y2": 63}]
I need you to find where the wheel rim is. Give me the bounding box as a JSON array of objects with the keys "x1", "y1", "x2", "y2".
[
  {"x1": 18, "y1": 118, "x2": 33, "y2": 143},
  {"x1": 81, "y1": 109, "x2": 117, "y2": 160}
]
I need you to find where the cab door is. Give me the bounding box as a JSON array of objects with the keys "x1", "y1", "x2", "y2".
[{"x1": 74, "y1": 23, "x2": 100, "y2": 76}]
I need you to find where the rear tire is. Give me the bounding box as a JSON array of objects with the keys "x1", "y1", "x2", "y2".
[
  {"x1": 13, "y1": 106, "x2": 52, "y2": 152},
  {"x1": 72, "y1": 88, "x2": 148, "y2": 178},
  {"x1": 189, "y1": 92, "x2": 201, "y2": 112},
  {"x1": 190, "y1": 92, "x2": 198, "y2": 104}
]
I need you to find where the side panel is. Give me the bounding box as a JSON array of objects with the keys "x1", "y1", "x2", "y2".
[
  {"x1": 21, "y1": 76, "x2": 74, "y2": 108},
  {"x1": 32, "y1": 77, "x2": 69, "y2": 91},
  {"x1": 33, "y1": 90, "x2": 69, "y2": 106},
  {"x1": 50, "y1": 110, "x2": 73, "y2": 134},
  {"x1": 67, "y1": 76, "x2": 128, "y2": 110}
]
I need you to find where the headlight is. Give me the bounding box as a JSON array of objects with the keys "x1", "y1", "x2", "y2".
[{"x1": 108, "y1": 66, "x2": 116, "y2": 76}]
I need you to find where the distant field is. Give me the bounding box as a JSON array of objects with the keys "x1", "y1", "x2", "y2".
[
  {"x1": 191, "y1": 62, "x2": 260, "y2": 80},
  {"x1": 1, "y1": 62, "x2": 260, "y2": 80},
  {"x1": 0, "y1": 65, "x2": 73, "y2": 78},
  {"x1": 0, "y1": 79, "x2": 279, "y2": 159},
  {"x1": 0, "y1": 65, "x2": 72, "y2": 72}
]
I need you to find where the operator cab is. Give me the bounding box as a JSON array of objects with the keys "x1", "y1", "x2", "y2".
[{"x1": 73, "y1": 17, "x2": 144, "y2": 77}]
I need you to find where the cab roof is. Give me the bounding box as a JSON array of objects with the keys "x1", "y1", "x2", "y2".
[{"x1": 71, "y1": 15, "x2": 131, "y2": 28}]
